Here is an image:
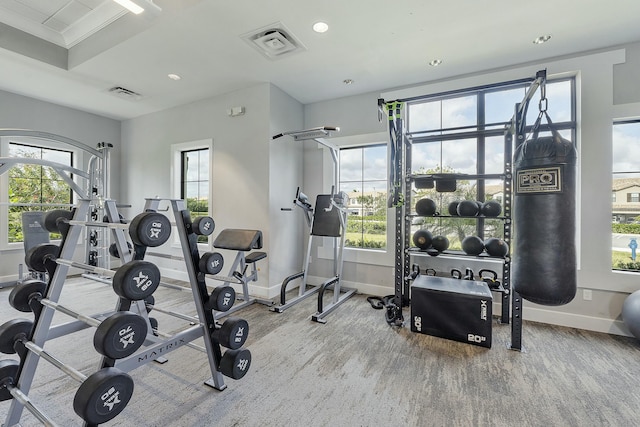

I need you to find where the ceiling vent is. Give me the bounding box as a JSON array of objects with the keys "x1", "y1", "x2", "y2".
[
  {"x1": 241, "y1": 22, "x2": 306, "y2": 60},
  {"x1": 107, "y1": 86, "x2": 142, "y2": 101}
]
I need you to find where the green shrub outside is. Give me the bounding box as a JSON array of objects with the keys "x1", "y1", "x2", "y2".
[{"x1": 612, "y1": 223, "x2": 640, "y2": 234}]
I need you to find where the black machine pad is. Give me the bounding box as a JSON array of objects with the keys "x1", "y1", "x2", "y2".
[
  {"x1": 214, "y1": 229, "x2": 263, "y2": 251},
  {"x1": 311, "y1": 195, "x2": 342, "y2": 237}
]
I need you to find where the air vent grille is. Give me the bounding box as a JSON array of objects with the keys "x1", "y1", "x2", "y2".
[
  {"x1": 241, "y1": 22, "x2": 306, "y2": 60},
  {"x1": 108, "y1": 86, "x2": 142, "y2": 101}
]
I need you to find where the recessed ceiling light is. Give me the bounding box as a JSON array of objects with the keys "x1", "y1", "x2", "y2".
[
  {"x1": 168, "y1": 73, "x2": 181, "y2": 81},
  {"x1": 343, "y1": 79, "x2": 354, "y2": 85},
  {"x1": 429, "y1": 59, "x2": 442, "y2": 67},
  {"x1": 533, "y1": 34, "x2": 552, "y2": 44},
  {"x1": 313, "y1": 22, "x2": 329, "y2": 33}
]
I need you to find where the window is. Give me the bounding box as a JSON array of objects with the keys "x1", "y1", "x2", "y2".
[
  {"x1": 612, "y1": 120, "x2": 640, "y2": 271},
  {"x1": 172, "y1": 140, "x2": 212, "y2": 245},
  {"x1": 339, "y1": 144, "x2": 387, "y2": 250},
  {"x1": 407, "y1": 78, "x2": 575, "y2": 250},
  {"x1": 4, "y1": 141, "x2": 73, "y2": 244}
]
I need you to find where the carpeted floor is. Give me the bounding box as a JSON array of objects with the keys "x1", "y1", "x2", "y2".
[{"x1": 1, "y1": 278, "x2": 639, "y2": 426}]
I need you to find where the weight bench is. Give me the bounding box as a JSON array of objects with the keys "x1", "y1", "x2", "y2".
[{"x1": 210, "y1": 228, "x2": 272, "y2": 318}]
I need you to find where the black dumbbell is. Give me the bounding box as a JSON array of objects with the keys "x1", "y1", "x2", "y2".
[
  {"x1": 25, "y1": 243, "x2": 160, "y2": 301},
  {"x1": 199, "y1": 252, "x2": 224, "y2": 275},
  {"x1": 219, "y1": 348, "x2": 252, "y2": 380},
  {"x1": 192, "y1": 216, "x2": 215, "y2": 236},
  {"x1": 211, "y1": 317, "x2": 249, "y2": 350},
  {"x1": 205, "y1": 286, "x2": 236, "y2": 312},
  {"x1": 9, "y1": 280, "x2": 147, "y2": 359},
  {"x1": 128, "y1": 211, "x2": 172, "y2": 247},
  {"x1": 0, "y1": 320, "x2": 134, "y2": 425}
]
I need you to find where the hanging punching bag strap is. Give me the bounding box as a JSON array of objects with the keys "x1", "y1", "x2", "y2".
[{"x1": 523, "y1": 110, "x2": 574, "y2": 164}]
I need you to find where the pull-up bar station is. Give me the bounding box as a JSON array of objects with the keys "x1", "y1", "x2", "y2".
[{"x1": 270, "y1": 126, "x2": 356, "y2": 323}]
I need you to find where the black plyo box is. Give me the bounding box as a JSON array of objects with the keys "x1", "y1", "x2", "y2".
[{"x1": 410, "y1": 275, "x2": 493, "y2": 348}]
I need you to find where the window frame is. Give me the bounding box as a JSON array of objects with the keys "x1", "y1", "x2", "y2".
[
  {"x1": 318, "y1": 132, "x2": 393, "y2": 266},
  {"x1": 612, "y1": 119, "x2": 640, "y2": 272},
  {"x1": 171, "y1": 138, "x2": 213, "y2": 249},
  {"x1": 0, "y1": 136, "x2": 80, "y2": 250},
  {"x1": 339, "y1": 142, "x2": 388, "y2": 251}
]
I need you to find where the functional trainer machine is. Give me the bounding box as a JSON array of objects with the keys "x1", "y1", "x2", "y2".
[
  {"x1": 271, "y1": 127, "x2": 357, "y2": 323},
  {"x1": 0, "y1": 129, "x2": 115, "y2": 286}
]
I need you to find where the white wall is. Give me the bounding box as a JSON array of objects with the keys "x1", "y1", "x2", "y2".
[
  {"x1": 267, "y1": 85, "x2": 304, "y2": 290},
  {"x1": 0, "y1": 89, "x2": 121, "y2": 283},
  {"x1": 119, "y1": 83, "x2": 304, "y2": 297},
  {"x1": 303, "y1": 45, "x2": 640, "y2": 336}
]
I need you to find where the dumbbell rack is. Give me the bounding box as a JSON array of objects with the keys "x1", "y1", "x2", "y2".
[
  {"x1": 116, "y1": 198, "x2": 228, "y2": 391},
  {"x1": 3, "y1": 198, "x2": 133, "y2": 427}
]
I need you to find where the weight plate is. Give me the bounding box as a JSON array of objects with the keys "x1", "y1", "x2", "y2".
[
  {"x1": 198, "y1": 252, "x2": 224, "y2": 275},
  {"x1": 94, "y1": 312, "x2": 147, "y2": 359},
  {"x1": 144, "y1": 294, "x2": 155, "y2": 313},
  {"x1": 0, "y1": 359, "x2": 20, "y2": 402},
  {"x1": 73, "y1": 367, "x2": 134, "y2": 425},
  {"x1": 215, "y1": 317, "x2": 249, "y2": 350},
  {"x1": 8, "y1": 280, "x2": 46, "y2": 312},
  {"x1": 149, "y1": 317, "x2": 159, "y2": 336},
  {"x1": 193, "y1": 216, "x2": 215, "y2": 236},
  {"x1": 24, "y1": 243, "x2": 59, "y2": 273},
  {"x1": 0, "y1": 319, "x2": 32, "y2": 354},
  {"x1": 129, "y1": 212, "x2": 171, "y2": 247},
  {"x1": 112, "y1": 260, "x2": 161, "y2": 300},
  {"x1": 205, "y1": 286, "x2": 235, "y2": 312},
  {"x1": 219, "y1": 348, "x2": 251, "y2": 380},
  {"x1": 43, "y1": 209, "x2": 73, "y2": 233},
  {"x1": 109, "y1": 242, "x2": 133, "y2": 259}
]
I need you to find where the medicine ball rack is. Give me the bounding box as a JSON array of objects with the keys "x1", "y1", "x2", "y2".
[{"x1": 381, "y1": 69, "x2": 548, "y2": 351}]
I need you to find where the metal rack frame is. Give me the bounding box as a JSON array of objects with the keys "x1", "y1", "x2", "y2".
[{"x1": 383, "y1": 70, "x2": 548, "y2": 350}]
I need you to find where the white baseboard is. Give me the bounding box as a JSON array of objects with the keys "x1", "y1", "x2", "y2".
[
  {"x1": 147, "y1": 269, "x2": 637, "y2": 338},
  {"x1": 517, "y1": 304, "x2": 631, "y2": 337},
  {"x1": 0, "y1": 274, "x2": 18, "y2": 283}
]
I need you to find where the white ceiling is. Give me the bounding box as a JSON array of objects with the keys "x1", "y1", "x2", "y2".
[{"x1": 0, "y1": 0, "x2": 639, "y2": 121}]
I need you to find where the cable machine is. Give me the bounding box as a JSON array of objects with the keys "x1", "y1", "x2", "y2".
[{"x1": 0, "y1": 129, "x2": 113, "y2": 286}]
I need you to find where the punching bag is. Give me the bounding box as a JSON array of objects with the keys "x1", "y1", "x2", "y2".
[{"x1": 512, "y1": 112, "x2": 577, "y2": 306}]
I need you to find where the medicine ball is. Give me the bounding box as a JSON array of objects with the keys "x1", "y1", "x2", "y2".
[
  {"x1": 431, "y1": 235, "x2": 450, "y2": 252},
  {"x1": 484, "y1": 238, "x2": 509, "y2": 257},
  {"x1": 448, "y1": 201, "x2": 459, "y2": 216},
  {"x1": 462, "y1": 236, "x2": 484, "y2": 255},
  {"x1": 412, "y1": 229, "x2": 433, "y2": 250},
  {"x1": 448, "y1": 202, "x2": 459, "y2": 216},
  {"x1": 481, "y1": 201, "x2": 502, "y2": 217},
  {"x1": 457, "y1": 200, "x2": 479, "y2": 217},
  {"x1": 415, "y1": 198, "x2": 437, "y2": 216},
  {"x1": 622, "y1": 290, "x2": 640, "y2": 340}
]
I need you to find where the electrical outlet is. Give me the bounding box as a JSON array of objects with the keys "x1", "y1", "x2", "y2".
[{"x1": 583, "y1": 289, "x2": 593, "y2": 301}]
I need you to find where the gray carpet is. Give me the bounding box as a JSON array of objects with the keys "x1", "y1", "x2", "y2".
[{"x1": 1, "y1": 278, "x2": 640, "y2": 426}]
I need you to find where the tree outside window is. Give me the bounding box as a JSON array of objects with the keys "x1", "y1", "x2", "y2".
[
  {"x1": 339, "y1": 144, "x2": 387, "y2": 250},
  {"x1": 7, "y1": 143, "x2": 73, "y2": 243}
]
